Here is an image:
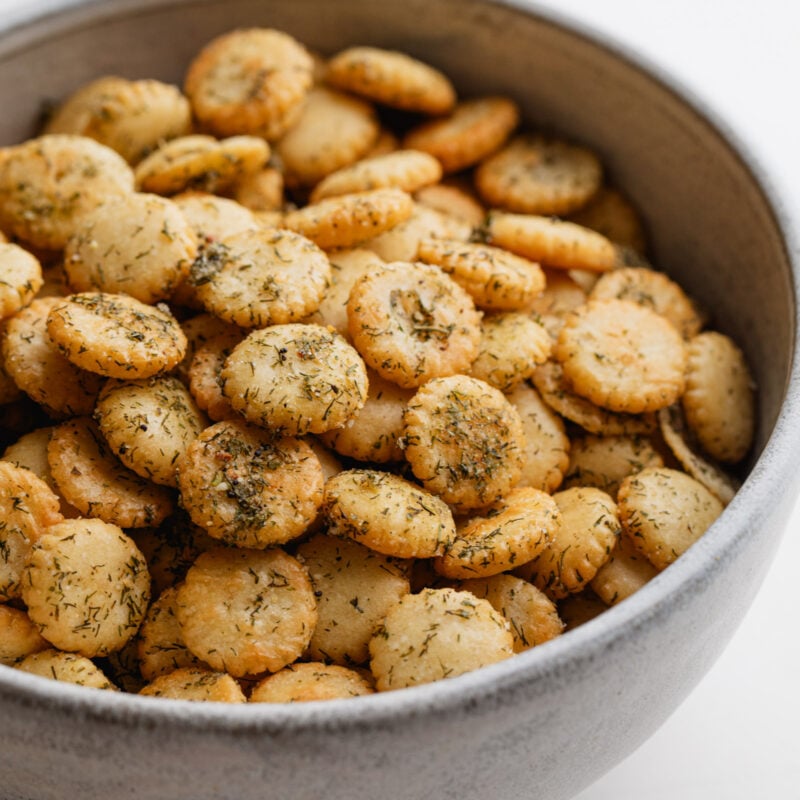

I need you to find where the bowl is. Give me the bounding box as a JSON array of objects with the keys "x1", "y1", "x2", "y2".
[{"x1": 0, "y1": 1, "x2": 798, "y2": 799}]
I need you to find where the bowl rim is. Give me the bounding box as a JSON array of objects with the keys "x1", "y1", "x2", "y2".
[{"x1": 1, "y1": 0, "x2": 799, "y2": 734}]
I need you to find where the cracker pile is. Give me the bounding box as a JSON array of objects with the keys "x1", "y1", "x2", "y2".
[{"x1": 0, "y1": 28, "x2": 755, "y2": 702}]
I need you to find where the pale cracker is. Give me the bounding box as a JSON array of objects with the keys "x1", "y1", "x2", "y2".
[
  {"x1": 368, "y1": 588, "x2": 513, "y2": 691},
  {"x1": 184, "y1": 27, "x2": 313, "y2": 140},
  {"x1": 417, "y1": 237, "x2": 546, "y2": 312},
  {"x1": 310, "y1": 149, "x2": 442, "y2": 202},
  {"x1": 176, "y1": 547, "x2": 317, "y2": 677},
  {"x1": 326, "y1": 46, "x2": 456, "y2": 115},
  {"x1": 402, "y1": 374, "x2": 526, "y2": 512},
  {"x1": 516, "y1": 486, "x2": 620, "y2": 599},
  {"x1": 324, "y1": 468, "x2": 456, "y2": 559},
  {"x1": 296, "y1": 532, "x2": 410, "y2": 666},
  {"x1": 617, "y1": 466, "x2": 724, "y2": 571},
  {"x1": 17, "y1": 650, "x2": 117, "y2": 690},
  {"x1": 590, "y1": 533, "x2": 658, "y2": 606},
  {"x1": 140, "y1": 667, "x2": 245, "y2": 702},
  {"x1": 568, "y1": 186, "x2": 647, "y2": 254},
  {"x1": 475, "y1": 135, "x2": 602, "y2": 216},
  {"x1": 435, "y1": 486, "x2": 560, "y2": 579},
  {"x1": 0, "y1": 243, "x2": 42, "y2": 320},
  {"x1": 284, "y1": 188, "x2": 413, "y2": 251},
  {"x1": 555, "y1": 298, "x2": 687, "y2": 414},
  {"x1": 250, "y1": 663, "x2": 374, "y2": 702},
  {"x1": 22, "y1": 517, "x2": 150, "y2": 657},
  {"x1": 682, "y1": 331, "x2": 755, "y2": 463},
  {"x1": 0, "y1": 606, "x2": 49, "y2": 666},
  {"x1": 404, "y1": 96, "x2": 519, "y2": 173},
  {"x1": 46, "y1": 292, "x2": 187, "y2": 379},
  {"x1": 414, "y1": 182, "x2": 486, "y2": 227},
  {"x1": 460, "y1": 573, "x2": 564, "y2": 652},
  {"x1": 276, "y1": 86, "x2": 379, "y2": 188},
  {"x1": 45, "y1": 76, "x2": 192, "y2": 164}
]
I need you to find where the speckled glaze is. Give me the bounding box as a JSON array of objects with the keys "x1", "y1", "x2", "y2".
[{"x1": 0, "y1": 2, "x2": 798, "y2": 799}]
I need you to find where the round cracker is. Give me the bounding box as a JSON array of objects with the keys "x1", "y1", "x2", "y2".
[
  {"x1": 139, "y1": 666, "x2": 245, "y2": 702},
  {"x1": 22, "y1": 517, "x2": 150, "y2": 657},
  {"x1": 46, "y1": 292, "x2": 187, "y2": 379},
  {"x1": 369, "y1": 588, "x2": 513, "y2": 691},
  {"x1": 590, "y1": 533, "x2": 658, "y2": 606},
  {"x1": 175, "y1": 547, "x2": 317, "y2": 677},
  {"x1": 17, "y1": 649, "x2": 117, "y2": 690},
  {"x1": 0, "y1": 243, "x2": 42, "y2": 320},
  {"x1": 249, "y1": 663, "x2": 374, "y2": 702},
  {"x1": 0, "y1": 606, "x2": 49, "y2": 666}
]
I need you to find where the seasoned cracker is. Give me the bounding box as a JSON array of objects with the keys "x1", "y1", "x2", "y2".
[
  {"x1": 568, "y1": 186, "x2": 648, "y2": 254},
  {"x1": 275, "y1": 86, "x2": 379, "y2": 188},
  {"x1": 590, "y1": 533, "x2": 658, "y2": 606},
  {"x1": 1, "y1": 296, "x2": 104, "y2": 417},
  {"x1": 487, "y1": 212, "x2": 618, "y2": 272},
  {"x1": 190, "y1": 227, "x2": 331, "y2": 327},
  {"x1": 657, "y1": 404, "x2": 739, "y2": 505},
  {"x1": 250, "y1": 663, "x2": 374, "y2": 702},
  {"x1": 0, "y1": 605, "x2": 49, "y2": 666},
  {"x1": 506, "y1": 381, "x2": 570, "y2": 493},
  {"x1": 310, "y1": 149, "x2": 442, "y2": 203},
  {"x1": 176, "y1": 547, "x2": 317, "y2": 677},
  {"x1": 469, "y1": 312, "x2": 551, "y2": 392},
  {"x1": 0, "y1": 461, "x2": 63, "y2": 602},
  {"x1": 347, "y1": 261, "x2": 481, "y2": 388},
  {"x1": 555, "y1": 299, "x2": 687, "y2": 414},
  {"x1": 46, "y1": 292, "x2": 187, "y2": 379},
  {"x1": 363, "y1": 203, "x2": 471, "y2": 263},
  {"x1": 404, "y1": 96, "x2": 519, "y2": 174},
  {"x1": 46, "y1": 76, "x2": 192, "y2": 164},
  {"x1": 563, "y1": 434, "x2": 664, "y2": 496},
  {"x1": 2, "y1": 425, "x2": 81, "y2": 517},
  {"x1": 137, "y1": 585, "x2": 206, "y2": 681},
  {"x1": 17, "y1": 650, "x2": 117, "y2": 690},
  {"x1": 590, "y1": 266, "x2": 703, "y2": 339},
  {"x1": 617, "y1": 467, "x2": 724, "y2": 571},
  {"x1": 64, "y1": 192, "x2": 197, "y2": 304},
  {"x1": 177, "y1": 419, "x2": 324, "y2": 549},
  {"x1": 173, "y1": 191, "x2": 260, "y2": 243},
  {"x1": 319, "y1": 369, "x2": 412, "y2": 463},
  {"x1": 187, "y1": 325, "x2": 244, "y2": 421},
  {"x1": 173, "y1": 312, "x2": 242, "y2": 385},
  {"x1": 516, "y1": 486, "x2": 620, "y2": 599},
  {"x1": 47, "y1": 416, "x2": 174, "y2": 527},
  {"x1": 297, "y1": 533, "x2": 410, "y2": 666},
  {"x1": 140, "y1": 666, "x2": 245, "y2": 702},
  {"x1": 682, "y1": 331, "x2": 755, "y2": 463},
  {"x1": 414, "y1": 182, "x2": 486, "y2": 227},
  {"x1": 460, "y1": 573, "x2": 564, "y2": 652},
  {"x1": 282, "y1": 188, "x2": 414, "y2": 250},
  {"x1": 220, "y1": 323, "x2": 368, "y2": 435},
  {"x1": 531, "y1": 360, "x2": 657, "y2": 436},
  {"x1": 0, "y1": 243, "x2": 42, "y2": 320},
  {"x1": 231, "y1": 167, "x2": 285, "y2": 212},
  {"x1": 402, "y1": 375, "x2": 526, "y2": 512},
  {"x1": 314, "y1": 247, "x2": 385, "y2": 337},
  {"x1": 475, "y1": 135, "x2": 602, "y2": 216},
  {"x1": 435, "y1": 487, "x2": 559, "y2": 579},
  {"x1": 0, "y1": 134, "x2": 135, "y2": 250},
  {"x1": 417, "y1": 237, "x2": 545, "y2": 312},
  {"x1": 22, "y1": 517, "x2": 150, "y2": 657},
  {"x1": 94, "y1": 375, "x2": 207, "y2": 488},
  {"x1": 184, "y1": 27, "x2": 313, "y2": 140},
  {"x1": 324, "y1": 469, "x2": 456, "y2": 559},
  {"x1": 134, "y1": 135, "x2": 269, "y2": 195},
  {"x1": 326, "y1": 46, "x2": 456, "y2": 115},
  {"x1": 368, "y1": 588, "x2": 513, "y2": 691}
]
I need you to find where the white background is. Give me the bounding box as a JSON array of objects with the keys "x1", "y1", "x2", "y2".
[{"x1": 0, "y1": 0, "x2": 798, "y2": 797}]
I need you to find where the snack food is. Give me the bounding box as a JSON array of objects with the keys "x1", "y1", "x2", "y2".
[{"x1": 0, "y1": 25, "x2": 755, "y2": 704}]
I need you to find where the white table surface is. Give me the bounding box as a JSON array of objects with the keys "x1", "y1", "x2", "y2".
[{"x1": 0, "y1": 1, "x2": 798, "y2": 798}]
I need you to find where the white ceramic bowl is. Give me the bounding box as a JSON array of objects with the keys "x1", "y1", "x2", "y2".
[{"x1": 1, "y1": 2, "x2": 798, "y2": 799}]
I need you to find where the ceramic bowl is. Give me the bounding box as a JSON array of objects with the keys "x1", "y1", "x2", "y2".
[{"x1": 0, "y1": 1, "x2": 798, "y2": 799}]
